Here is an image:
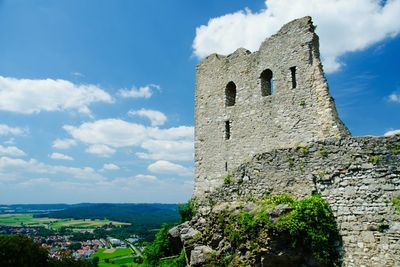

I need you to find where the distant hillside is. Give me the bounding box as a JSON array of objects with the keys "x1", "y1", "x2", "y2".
[
  {"x1": 34, "y1": 203, "x2": 179, "y2": 228},
  {"x1": 0, "y1": 204, "x2": 70, "y2": 214}
]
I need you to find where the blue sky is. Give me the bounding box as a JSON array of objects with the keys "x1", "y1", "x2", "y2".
[{"x1": 0, "y1": 0, "x2": 399, "y2": 204}]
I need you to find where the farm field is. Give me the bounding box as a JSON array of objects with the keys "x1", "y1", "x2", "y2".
[
  {"x1": 0, "y1": 214, "x2": 129, "y2": 229},
  {"x1": 92, "y1": 248, "x2": 140, "y2": 267}
]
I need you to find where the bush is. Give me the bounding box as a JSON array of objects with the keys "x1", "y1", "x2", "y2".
[
  {"x1": 273, "y1": 194, "x2": 340, "y2": 266},
  {"x1": 143, "y1": 224, "x2": 174, "y2": 266},
  {"x1": 178, "y1": 199, "x2": 196, "y2": 223}
]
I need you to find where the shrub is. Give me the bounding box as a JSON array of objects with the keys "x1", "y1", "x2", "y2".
[{"x1": 178, "y1": 198, "x2": 197, "y2": 223}]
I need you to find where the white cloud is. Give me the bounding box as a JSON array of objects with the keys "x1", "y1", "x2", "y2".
[
  {"x1": 0, "y1": 156, "x2": 104, "y2": 181},
  {"x1": 0, "y1": 124, "x2": 28, "y2": 136},
  {"x1": 193, "y1": 0, "x2": 400, "y2": 73},
  {"x1": 0, "y1": 76, "x2": 113, "y2": 115},
  {"x1": 64, "y1": 119, "x2": 193, "y2": 146},
  {"x1": 102, "y1": 163, "x2": 120, "y2": 171},
  {"x1": 0, "y1": 145, "x2": 26, "y2": 157},
  {"x1": 49, "y1": 152, "x2": 74, "y2": 161},
  {"x1": 389, "y1": 93, "x2": 400, "y2": 103},
  {"x1": 137, "y1": 140, "x2": 193, "y2": 161},
  {"x1": 134, "y1": 174, "x2": 158, "y2": 182},
  {"x1": 118, "y1": 84, "x2": 160, "y2": 99},
  {"x1": 128, "y1": 108, "x2": 167, "y2": 126},
  {"x1": 52, "y1": 138, "x2": 77, "y2": 149},
  {"x1": 64, "y1": 119, "x2": 194, "y2": 161},
  {"x1": 384, "y1": 129, "x2": 400, "y2": 136},
  {"x1": 148, "y1": 160, "x2": 193, "y2": 177},
  {"x1": 85, "y1": 144, "x2": 116, "y2": 157}
]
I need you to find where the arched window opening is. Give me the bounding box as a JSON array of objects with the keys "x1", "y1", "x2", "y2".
[
  {"x1": 290, "y1": 66, "x2": 297, "y2": 89},
  {"x1": 225, "y1": 82, "x2": 236, "y2": 107},
  {"x1": 260, "y1": 69, "x2": 273, "y2": 96},
  {"x1": 225, "y1": 120, "x2": 231, "y2": 140}
]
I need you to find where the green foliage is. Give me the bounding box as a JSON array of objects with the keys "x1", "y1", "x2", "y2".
[
  {"x1": 392, "y1": 195, "x2": 400, "y2": 215},
  {"x1": 224, "y1": 172, "x2": 233, "y2": 185},
  {"x1": 318, "y1": 147, "x2": 328, "y2": 157},
  {"x1": 368, "y1": 155, "x2": 380, "y2": 164},
  {"x1": 0, "y1": 235, "x2": 48, "y2": 267},
  {"x1": 143, "y1": 224, "x2": 175, "y2": 266},
  {"x1": 0, "y1": 235, "x2": 95, "y2": 267},
  {"x1": 387, "y1": 142, "x2": 400, "y2": 155},
  {"x1": 299, "y1": 99, "x2": 306, "y2": 106},
  {"x1": 298, "y1": 146, "x2": 310, "y2": 155},
  {"x1": 178, "y1": 199, "x2": 197, "y2": 223},
  {"x1": 273, "y1": 194, "x2": 340, "y2": 266},
  {"x1": 318, "y1": 170, "x2": 326, "y2": 177},
  {"x1": 287, "y1": 158, "x2": 295, "y2": 168},
  {"x1": 214, "y1": 194, "x2": 340, "y2": 266}
]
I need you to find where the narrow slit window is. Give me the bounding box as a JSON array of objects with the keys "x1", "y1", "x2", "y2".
[
  {"x1": 225, "y1": 120, "x2": 231, "y2": 140},
  {"x1": 260, "y1": 69, "x2": 273, "y2": 96},
  {"x1": 225, "y1": 81, "x2": 236, "y2": 107},
  {"x1": 225, "y1": 162, "x2": 228, "y2": 172},
  {"x1": 290, "y1": 66, "x2": 297, "y2": 89}
]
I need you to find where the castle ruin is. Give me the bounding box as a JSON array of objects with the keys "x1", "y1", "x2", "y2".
[
  {"x1": 194, "y1": 17, "x2": 349, "y2": 197},
  {"x1": 184, "y1": 16, "x2": 400, "y2": 266}
]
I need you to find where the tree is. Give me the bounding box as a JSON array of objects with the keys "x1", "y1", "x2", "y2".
[{"x1": 0, "y1": 235, "x2": 48, "y2": 267}]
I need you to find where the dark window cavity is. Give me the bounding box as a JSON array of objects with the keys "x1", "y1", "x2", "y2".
[
  {"x1": 260, "y1": 69, "x2": 273, "y2": 96},
  {"x1": 225, "y1": 81, "x2": 236, "y2": 107},
  {"x1": 225, "y1": 162, "x2": 228, "y2": 172},
  {"x1": 225, "y1": 120, "x2": 231, "y2": 140},
  {"x1": 290, "y1": 66, "x2": 297, "y2": 89}
]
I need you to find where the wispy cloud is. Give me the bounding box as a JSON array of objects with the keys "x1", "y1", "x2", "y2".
[
  {"x1": 128, "y1": 108, "x2": 167, "y2": 126},
  {"x1": 49, "y1": 153, "x2": 74, "y2": 161},
  {"x1": 0, "y1": 124, "x2": 28, "y2": 136},
  {"x1": 52, "y1": 139, "x2": 77, "y2": 149},
  {"x1": 118, "y1": 84, "x2": 160, "y2": 99},
  {"x1": 0, "y1": 145, "x2": 26, "y2": 157},
  {"x1": 148, "y1": 160, "x2": 193, "y2": 177}
]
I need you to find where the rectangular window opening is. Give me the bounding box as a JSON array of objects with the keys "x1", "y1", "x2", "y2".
[
  {"x1": 225, "y1": 121, "x2": 231, "y2": 140},
  {"x1": 290, "y1": 66, "x2": 297, "y2": 89},
  {"x1": 225, "y1": 162, "x2": 228, "y2": 172}
]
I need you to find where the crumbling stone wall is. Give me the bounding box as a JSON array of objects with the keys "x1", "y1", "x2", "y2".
[
  {"x1": 197, "y1": 135, "x2": 400, "y2": 266},
  {"x1": 194, "y1": 16, "x2": 349, "y2": 198}
]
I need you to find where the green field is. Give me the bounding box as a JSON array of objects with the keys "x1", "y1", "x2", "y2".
[
  {"x1": 92, "y1": 248, "x2": 140, "y2": 267},
  {"x1": 0, "y1": 214, "x2": 130, "y2": 229}
]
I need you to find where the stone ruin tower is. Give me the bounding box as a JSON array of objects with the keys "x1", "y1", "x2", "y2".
[{"x1": 193, "y1": 16, "x2": 350, "y2": 197}]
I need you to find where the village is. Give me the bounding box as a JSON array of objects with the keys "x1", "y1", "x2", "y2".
[{"x1": 0, "y1": 225, "x2": 143, "y2": 262}]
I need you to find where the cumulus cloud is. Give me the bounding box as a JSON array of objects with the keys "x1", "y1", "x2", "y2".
[
  {"x1": 0, "y1": 156, "x2": 104, "y2": 181},
  {"x1": 49, "y1": 152, "x2": 74, "y2": 161},
  {"x1": 52, "y1": 138, "x2": 77, "y2": 149},
  {"x1": 118, "y1": 84, "x2": 160, "y2": 99},
  {"x1": 128, "y1": 108, "x2": 167, "y2": 126},
  {"x1": 0, "y1": 76, "x2": 113, "y2": 115},
  {"x1": 85, "y1": 144, "x2": 116, "y2": 157},
  {"x1": 388, "y1": 93, "x2": 400, "y2": 103},
  {"x1": 136, "y1": 140, "x2": 193, "y2": 161},
  {"x1": 193, "y1": 0, "x2": 400, "y2": 72},
  {"x1": 0, "y1": 145, "x2": 26, "y2": 157},
  {"x1": 0, "y1": 124, "x2": 28, "y2": 136},
  {"x1": 64, "y1": 119, "x2": 193, "y2": 160},
  {"x1": 148, "y1": 160, "x2": 193, "y2": 177},
  {"x1": 384, "y1": 129, "x2": 400, "y2": 136},
  {"x1": 102, "y1": 163, "x2": 120, "y2": 171}
]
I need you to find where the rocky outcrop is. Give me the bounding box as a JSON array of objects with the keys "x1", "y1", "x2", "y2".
[{"x1": 177, "y1": 135, "x2": 400, "y2": 266}]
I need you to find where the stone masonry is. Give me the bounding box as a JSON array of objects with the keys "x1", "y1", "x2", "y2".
[
  {"x1": 189, "y1": 16, "x2": 400, "y2": 266},
  {"x1": 194, "y1": 16, "x2": 349, "y2": 197}
]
